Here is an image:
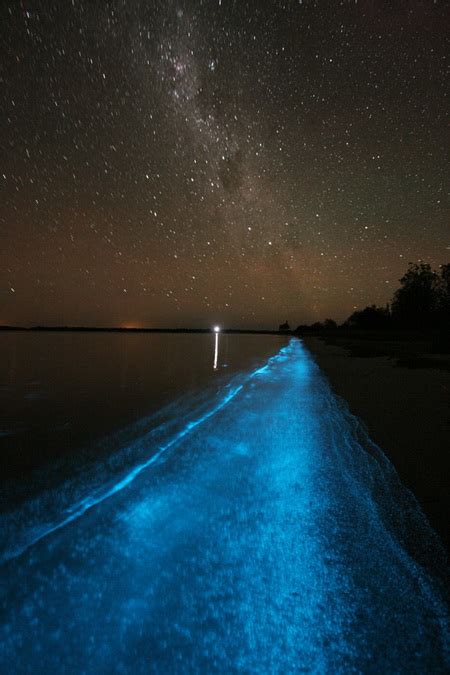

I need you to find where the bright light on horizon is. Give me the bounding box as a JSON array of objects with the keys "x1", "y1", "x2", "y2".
[{"x1": 214, "y1": 325, "x2": 220, "y2": 333}]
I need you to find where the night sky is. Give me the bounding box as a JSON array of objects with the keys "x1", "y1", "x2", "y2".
[{"x1": 1, "y1": 1, "x2": 448, "y2": 328}]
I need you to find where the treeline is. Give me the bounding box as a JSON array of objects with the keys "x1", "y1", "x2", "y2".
[{"x1": 282, "y1": 262, "x2": 450, "y2": 334}]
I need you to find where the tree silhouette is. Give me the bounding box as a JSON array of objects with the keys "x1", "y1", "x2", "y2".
[
  {"x1": 436, "y1": 263, "x2": 450, "y2": 327},
  {"x1": 391, "y1": 263, "x2": 440, "y2": 328},
  {"x1": 344, "y1": 305, "x2": 391, "y2": 330}
]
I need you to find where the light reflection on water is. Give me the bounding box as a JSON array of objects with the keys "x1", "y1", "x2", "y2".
[{"x1": 213, "y1": 330, "x2": 219, "y2": 370}]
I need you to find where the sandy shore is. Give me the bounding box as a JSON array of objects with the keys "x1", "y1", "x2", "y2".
[{"x1": 304, "y1": 337, "x2": 450, "y2": 550}]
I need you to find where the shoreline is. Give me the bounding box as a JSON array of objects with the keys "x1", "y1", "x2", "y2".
[{"x1": 304, "y1": 337, "x2": 450, "y2": 550}]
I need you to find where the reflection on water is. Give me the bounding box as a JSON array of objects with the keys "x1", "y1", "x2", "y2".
[
  {"x1": 213, "y1": 326, "x2": 220, "y2": 370},
  {"x1": 0, "y1": 332, "x2": 287, "y2": 503}
]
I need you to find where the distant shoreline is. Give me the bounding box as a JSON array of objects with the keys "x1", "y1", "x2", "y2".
[{"x1": 0, "y1": 325, "x2": 286, "y2": 335}]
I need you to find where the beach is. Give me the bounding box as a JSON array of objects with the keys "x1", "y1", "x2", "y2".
[{"x1": 304, "y1": 336, "x2": 450, "y2": 550}]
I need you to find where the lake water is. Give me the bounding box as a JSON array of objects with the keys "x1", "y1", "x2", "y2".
[
  {"x1": 0, "y1": 332, "x2": 287, "y2": 504},
  {"x1": 0, "y1": 334, "x2": 448, "y2": 673}
]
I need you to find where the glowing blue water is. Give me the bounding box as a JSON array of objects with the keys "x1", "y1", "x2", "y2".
[{"x1": 0, "y1": 339, "x2": 448, "y2": 673}]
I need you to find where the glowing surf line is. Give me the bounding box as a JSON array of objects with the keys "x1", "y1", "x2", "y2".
[
  {"x1": 2, "y1": 384, "x2": 243, "y2": 563},
  {"x1": 3, "y1": 343, "x2": 291, "y2": 563}
]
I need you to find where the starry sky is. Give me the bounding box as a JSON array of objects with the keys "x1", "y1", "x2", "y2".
[{"x1": 1, "y1": 1, "x2": 448, "y2": 328}]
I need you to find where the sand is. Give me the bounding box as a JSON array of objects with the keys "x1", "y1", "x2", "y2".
[{"x1": 303, "y1": 337, "x2": 450, "y2": 550}]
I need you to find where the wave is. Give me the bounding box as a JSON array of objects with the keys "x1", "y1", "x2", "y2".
[{"x1": 0, "y1": 343, "x2": 293, "y2": 563}]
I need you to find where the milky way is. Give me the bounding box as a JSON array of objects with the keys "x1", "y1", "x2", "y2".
[{"x1": 0, "y1": 1, "x2": 448, "y2": 327}]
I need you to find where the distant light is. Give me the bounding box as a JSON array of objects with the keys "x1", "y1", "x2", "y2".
[{"x1": 214, "y1": 325, "x2": 220, "y2": 333}]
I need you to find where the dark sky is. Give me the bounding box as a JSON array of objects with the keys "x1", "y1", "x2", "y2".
[{"x1": 1, "y1": 1, "x2": 448, "y2": 328}]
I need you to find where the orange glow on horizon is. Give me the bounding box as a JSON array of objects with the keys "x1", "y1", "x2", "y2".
[{"x1": 119, "y1": 322, "x2": 145, "y2": 329}]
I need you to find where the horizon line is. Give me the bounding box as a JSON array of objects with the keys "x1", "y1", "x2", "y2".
[{"x1": 0, "y1": 324, "x2": 288, "y2": 335}]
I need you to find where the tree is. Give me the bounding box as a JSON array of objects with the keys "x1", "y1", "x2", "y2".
[
  {"x1": 279, "y1": 320, "x2": 290, "y2": 331},
  {"x1": 436, "y1": 263, "x2": 450, "y2": 327},
  {"x1": 391, "y1": 263, "x2": 440, "y2": 328},
  {"x1": 344, "y1": 305, "x2": 391, "y2": 330},
  {"x1": 340, "y1": 261, "x2": 449, "y2": 333}
]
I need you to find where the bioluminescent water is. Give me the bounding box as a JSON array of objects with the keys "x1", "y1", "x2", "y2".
[
  {"x1": 0, "y1": 339, "x2": 449, "y2": 673},
  {"x1": 0, "y1": 331, "x2": 286, "y2": 507}
]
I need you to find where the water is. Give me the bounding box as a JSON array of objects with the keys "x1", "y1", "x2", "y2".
[
  {"x1": 0, "y1": 331, "x2": 286, "y2": 505},
  {"x1": 0, "y1": 337, "x2": 448, "y2": 673}
]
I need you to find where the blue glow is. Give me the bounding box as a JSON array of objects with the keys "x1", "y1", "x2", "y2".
[
  {"x1": 0, "y1": 380, "x2": 244, "y2": 563},
  {"x1": 0, "y1": 339, "x2": 448, "y2": 673}
]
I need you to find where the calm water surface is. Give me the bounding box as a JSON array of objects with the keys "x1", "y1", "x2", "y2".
[{"x1": 1, "y1": 332, "x2": 287, "y2": 502}]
